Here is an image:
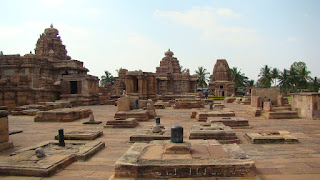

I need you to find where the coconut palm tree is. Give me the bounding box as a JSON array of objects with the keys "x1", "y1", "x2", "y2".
[
  {"x1": 100, "y1": 70, "x2": 115, "y2": 87},
  {"x1": 257, "y1": 65, "x2": 272, "y2": 88},
  {"x1": 230, "y1": 67, "x2": 248, "y2": 92},
  {"x1": 271, "y1": 68, "x2": 279, "y2": 87},
  {"x1": 278, "y1": 68, "x2": 291, "y2": 93},
  {"x1": 195, "y1": 66, "x2": 209, "y2": 89}
]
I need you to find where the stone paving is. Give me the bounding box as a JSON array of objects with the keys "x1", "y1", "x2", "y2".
[{"x1": 0, "y1": 102, "x2": 320, "y2": 179}]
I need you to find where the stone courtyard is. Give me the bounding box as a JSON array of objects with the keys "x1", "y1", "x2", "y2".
[{"x1": 1, "y1": 102, "x2": 320, "y2": 180}]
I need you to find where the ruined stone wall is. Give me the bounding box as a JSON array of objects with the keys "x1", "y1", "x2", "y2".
[
  {"x1": 251, "y1": 88, "x2": 280, "y2": 106},
  {"x1": 291, "y1": 93, "x2": 320, "y2": 119}
]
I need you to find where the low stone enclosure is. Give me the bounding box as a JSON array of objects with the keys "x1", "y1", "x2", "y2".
[
  {"x1": 206, "y1": 117, "x2": 250, "y2": 128},
  {"x1": 104, "y1": 118, "x2": 139, "y2": 128},
  {"x1": 245, "y1": 131, "x2": 299, "y2": 144},
  {"x1": 189, "y1": 122, "x2": 239, "y2": 143},
  {"x1": 191, "y1": 110, "x2": 235, "y2": 122},
  {"x1": 34, "y1": 108, "x2": 92, "y2": 122},
  {"x1": 54, "y1": 130, "x2": 103, "y2": 140},
  {"x1": 130, "y1": 126, "x2": 170, "y2": 142},
  {"x1": 0, "y1": 140, "x2": 105, "y2": 177},
  {"x1": 12, "y1": 101, "x2": 72, "y2": 116},
  {"x1": 110, "y1": 140, "x2": 256, "y2": 179},
  {"x1": 173, "y1": 98, "x2": 204, "y2": 109}
]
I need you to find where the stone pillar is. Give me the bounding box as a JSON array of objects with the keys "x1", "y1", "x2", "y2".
[
  {"x1": 263, "y1": 102, "x2": 272, "y2": 112},
  {"x1": 171, "y1": 125, "x2": 183, "y2": 143},
  {"x1": 118, "y1": 96, "x2": 130, "y2": 111},
  {"x1": 0, "y1": 106, "x2": 13, "y2": 151}
]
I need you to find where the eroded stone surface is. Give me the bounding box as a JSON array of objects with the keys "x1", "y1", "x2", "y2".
[
  {"x1": 105, "y1": 118, "x2": 139, "y2": 128},
  {"x1": 54, "y1": 130, "x2": 103, "y2": 140},
  {"x1": 0, "y1": 140, "x2": 105, "y2": 176},
  {"x1": 113, "y1": 140, "x2": 255, "y2": 178},
  {"x1": 207, "y1": 117, "x2": 250, "y2": 128},
  {"x1": 34, "y1": 108, "x2": 92, "y2": 122},
  {"x1": 189, "y1": 123, "x2": 240, "y2": 143},
  {"x1": 245, "y1": 131, "x2": 299, "y2": 144}
]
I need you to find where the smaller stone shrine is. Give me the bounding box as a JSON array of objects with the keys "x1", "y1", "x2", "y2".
[
  {"x1": 208, "y1": 59, "x2": 235, "y2": 96},
  {"x1": 54, "y1": 130, "x2": 103, "y2": 140},
  {"x1": 189, "y1": 122, "x2": 240, "y2": 144},
  {"x1": 34, "y1": 108, "x2": 92, "y2": 122},
  {"x1": 245, "y1": 131, "x2": 299, "y2": 144},
  {"x1": 0, "y1": 140, "x2": 105, "y2": 177},
  {"x1": 0, "y1": 107, "x2": 13, "y2": 151},
  {"x1": 207, "y1": 117, "x2": 250, "y2": 128},
  {"x1": 125, "y1": 70, "x2": 156, "y2": 100}
]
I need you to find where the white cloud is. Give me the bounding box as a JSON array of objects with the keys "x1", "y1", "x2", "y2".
[
  {"x1": 287, "y1": 37, "x2": 297, "y2": 42},
  {"x1": 0, "y1": 26, "x2": 24, "y2": 38},
  {"x1": 217, "y1": 8, "x2": 242, "y2": 18},
  {"x1": 83, "y1": 8, "x2": 102, "y2": 15},
  {"x1": 154, "y1": 7, "x2": 260, "y2": 45}
]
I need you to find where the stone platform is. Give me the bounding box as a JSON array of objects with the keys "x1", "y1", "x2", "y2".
[
  {"x1": 111, "y1": 140, "x2": 255, "y2": 179},
  {"x1": 245, "y1": 131, "x2": 299, "y2": 144},
  {"x1": 104, "y1": 118, "x2": 139, "y2": 128},
  {"x1": 130, "y1": 127, "x2": 170, "y2": 142},
  {"x1": 114, "y1": 110, "x2": 149, "y2": 121},
  {"x1": 11, "y1": 101, "x2": 72, "y2": 116},
  {"x1": 261, "y1": 111, "x2": 299, "y2": 119},
  {"x1": 34, "y1": 108, "x2": 92, "y2": 122},
  {"x1": 206, "y1": 117, "x2": 250, "y2": 128},
  {"x1": 189, "y1": 123, "x2": 239, "y2": 143},
  {"x1": 0, "y1": 140, "x2": 105, "y2": 177},
  {"x1": 173, "y1": 98, "x2": 204, "y2": 109},
  {"x1": 192, "y1": 110, "x2": 236, "y2": 122},
  {"x1": 54, "y1": 130, "x2": 103, "y2": 140}
]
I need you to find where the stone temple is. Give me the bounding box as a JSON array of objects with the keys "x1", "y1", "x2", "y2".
[
  {"x1": 0, "y1": 25, "x2": 99, "y2": 109},
  {"x1": 208, "y1": 59, "x2": 235, "y2": 97},
  {"x1": 156, "y1": 49, "x2": 198, "y2": 95}
]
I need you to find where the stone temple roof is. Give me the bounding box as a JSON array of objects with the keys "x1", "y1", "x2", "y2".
[{"x1": 164, "y1": 49, "x2": 174, "y2": 57}]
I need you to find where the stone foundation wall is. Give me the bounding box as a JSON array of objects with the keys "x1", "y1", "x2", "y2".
[{"x1": 291, "y1": 93, "x2": 320, "y2": 119}]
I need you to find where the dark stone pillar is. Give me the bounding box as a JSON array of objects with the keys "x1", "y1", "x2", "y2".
[
  {"x1": 58, "y1": 129, "x2": 65, "y2": 147},
  {"x1": 155, "y1": 117, "x2": 160, "y2": 125},
  {"x1": 134, "y1": 98, "x2": 139, "y2": 109},
  {"x1": 209, "y1": 102, "x2": 213, "y2": 110},
  {"x1": 171, "y1": 125, "x2": 183, "y2": 143}
]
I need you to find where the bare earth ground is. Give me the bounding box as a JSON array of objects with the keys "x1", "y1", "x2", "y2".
[{"x1": 1, "y1": 101, "x2": 320, "y2": 180}]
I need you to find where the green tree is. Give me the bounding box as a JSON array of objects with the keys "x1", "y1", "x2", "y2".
[
  {"x1": 100, "y1": 70, "x2": 115, "y2": 87},
  {"x1": 115, "y1": 67, "x2": 123, "y2": 76},
  {"x1": 257, "y1": 65, "x2": 272, "y2": 88},
  {"x1": 279, "y1": 68, "x2": 291, "y2": 93},
  {"x1": 309, "y1": 77, "x2": 320, "y2": 92},
  {"x1": 271, "y1": 68, "x2": 279, "y2": 87},
  {"x1": 230, "y1": 67, "x2": 248, "y2": 92},
  {"x1": 195, "y1": 66, "x2": 209, "y2": 89},
  {"x1": 180, "y1": 65, "x2": 187, "y2": 73}
]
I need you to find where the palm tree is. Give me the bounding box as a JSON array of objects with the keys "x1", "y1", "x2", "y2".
[
  {"x1": 195, "y1": 66, "x2": 209, "y2": 89},
  {"x1": 271, "y1": 68, "x2": 279, "y2": 87},
  {"x1": 115, "y1": 67, "x2": 123, "y2": 76},
  {"x1": 180, "y1": 65, "x2": 187, "y2": 73},
  {"x1": 278, "y1": 68, "x2": 291, "y2": 93},
  {"x1": 230, "y1": 67, "x2": 247, "y2": 92},
  {"x1": 297, "y1": 66, "x2": 311, "y2": 89},
  {"x1": 258, "y1": 65, "x2": 272, "y2": 88},
  {"x1": 100, "y1": 70, "x2": 115, "y2": 87}
]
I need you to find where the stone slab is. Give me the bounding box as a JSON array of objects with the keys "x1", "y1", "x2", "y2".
[
  {"x1": 114, "y1": 110, "x2": 149, "y2": 121},
  {"x1": 104, "y1": 118, "x2": 139, "y2": 128},
  {"x1": 189, "y1": 123, "x2": 240, "y2": 144},
  {"x1": 0, "y1": 140, "x2": 105, "y2": 176},
  {"x1": 34, "y1": 108, "x2": 92, "y2": 122},
  {"x1": 130, "y1": 128, "x2": 170, "y2": 142},
  {"x1": 54, "y1": 130, "x2": 103, "y2": 140},
  {"x1": 245, "y1": 131, "x2": 299, "y2": 144},
  {"x1": 207, "y1": 117, "x2": 250, "y2": 128}
]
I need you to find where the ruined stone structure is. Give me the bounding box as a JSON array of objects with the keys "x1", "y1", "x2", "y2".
[
  {"x1": 125, "y1": 70, "x2": 156, "y2": 100},
  {"x1": 208, "y1": 59, "x2": 235, "y2": 97},
  {"x1": 291, "y1": 92, "x2": 320, "y2": 119},
  {"x1": 155, "y1": 49, "x2": 198, "y2": 95},
  {"x1": 0, "y1": 25, "x2": 100, "y2": 109},
  {"x1": 112, "y1": 69, "x2": 127, "y2": 96}
]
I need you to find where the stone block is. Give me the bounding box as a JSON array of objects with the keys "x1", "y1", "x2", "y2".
[{"x1": 117, "y1": 96, "x2": 130, "y2": 111}]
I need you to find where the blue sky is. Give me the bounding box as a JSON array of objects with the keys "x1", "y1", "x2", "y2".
[{"x1": 1, "y1": 0, "x2": 319, "y2": 81}]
